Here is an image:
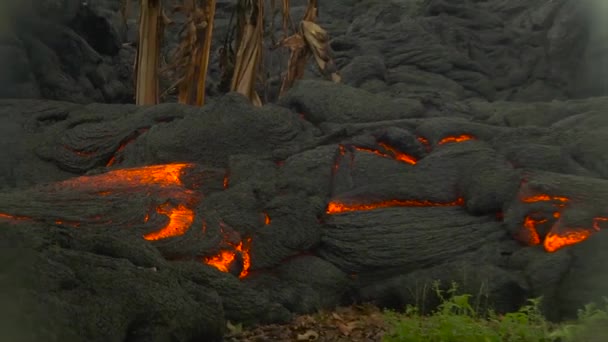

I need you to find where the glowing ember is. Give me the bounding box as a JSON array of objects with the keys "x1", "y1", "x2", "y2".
[
  {"x1": 438, "y1": 134, "x2": 475, "y2": 145},
  {"x1": 417, "y1": 136, "x2": 430, "y2": 146},
  {"x1": 326, "y1": 198, "x2": 465, "y2": 214},
  {"x1": 544, "y1": 229, "x2": 593, "y2": 253},
  {"x1": 204, "y1": 238, "x2": 252, "y2": 278},
  {"x1": 143, "y1": 203, "x2": 195, "y2": 241},
  {"x1": 263, "y1": 212, "x2": 271, "y2": 225},
  {"x1": 223, "y1": 173, "x2": 230, "y2": 189},
  {"x1": 0, "y1": 213, "x2": 30, "y2": 221}
]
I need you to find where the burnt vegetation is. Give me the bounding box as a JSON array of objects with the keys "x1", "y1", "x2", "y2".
[{"x1": 1, "y1": 0, "x2": 608, "y2": 341}]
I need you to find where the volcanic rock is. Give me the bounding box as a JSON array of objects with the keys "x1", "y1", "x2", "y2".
[{"x1": 2, "y1": 0, "x2": 608, "y2": 341}]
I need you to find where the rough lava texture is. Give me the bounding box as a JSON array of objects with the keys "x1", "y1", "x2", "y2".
[{"x1": 1, "y1": 0, "x2": 608, "y2": 341}]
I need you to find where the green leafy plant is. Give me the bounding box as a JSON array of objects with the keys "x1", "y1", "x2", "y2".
[{"x1": 383, "y1": 282, "x2": 555, "y2": 342}]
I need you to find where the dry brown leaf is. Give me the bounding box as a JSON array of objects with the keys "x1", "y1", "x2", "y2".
[
  {"x1": 135, "y1": 0, "x2": 164, "y2": 105},
  {"x1": 337, "y1": 321, "x2": 360, "y2": 336},
  {"x1": 296, "y1": 329, "x2": 319, "y2": 341},
  {"x1": 230, "y1": 0, "x2": 264, "y2": 107},
  {"x1": 278, "y1": 0, "x2": 340, "y2": 97},
  {"x1": 163, "y1": 0, "x2": 216, "y2": 106}
]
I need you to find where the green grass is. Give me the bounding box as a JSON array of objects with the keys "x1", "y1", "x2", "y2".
[{"x1": 383, "y1": 282, "x2": 608, "y2": 342}]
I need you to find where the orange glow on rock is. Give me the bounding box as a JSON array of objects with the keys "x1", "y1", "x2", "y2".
[
  {"x1": 521, "y1": 194, "x2": 569, "y2": 203},
  {"x1": 326, "y1": 197, "x2": 465, "y2": 214},
  {"x1": 204, "y1": 238, "x2": 252, "y2": 278},
  {"x1": 143, "y1": 203, "x2": 195, "y2": 241},
  {"x1": 438, "y1": 134, "x2": 475, "y2": 145},
  {"x1": 593, "y1": 217, "x2": 608, "y2": 231},
  {"x1": 354, "y1": 143, "x2": 417, "y2": 165},
  {"x1": 223, "y1": 173, "x2": 229, "y2": 189},
  {"x1": 521, "y1": 216, "x2": 545, "y2": 245},
  {"x1": 417, "y1": 136, "x2": 429, "y2": 145},
  {"x1": 0, "y1": 213, "x2": 30, "y2": 221},
  {"x1": 263, "y1": 212, "x2": 271, "y2": 225},
  {"x1": 377, "y1": 142, "x2": 417, "y2": 165},
  {"x1": 544, "y1": 229, "x2": 593, "y2": 253},
  {"x1": 60, "y1": 163, "x2": 190, "y2": 189}
]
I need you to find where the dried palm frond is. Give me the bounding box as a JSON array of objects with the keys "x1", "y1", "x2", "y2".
[
  {"x1": 230, "y1": 0, "x2": 264, "y2": 107},
  {"x1": 163, "y1": 0, "x2": 217, "y2": 106},
  {"x1": 135, "y1": 0, "x2": 168, "y2": 105},
  {"x1": 279, "y1": 0, "x2": 340, "y2": 96}
]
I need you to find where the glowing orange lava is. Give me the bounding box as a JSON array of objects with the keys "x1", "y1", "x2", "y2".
[
  {"x1": 521, "y1": 216, "x2": 545, "y2": 245},
  {"x1": 60, "y1": 163, "x2": 191, "y2": 189},
  {"x1": 263, "y1": 212, "x2": 271, "y2": 225},
  {"x1": 143, "y1": 203, "x2": 195, "y2": 241},
  {"x1": 326, "y1": 197, "x2": 465, "y2": 214},
  {"x1": 521, "y1": 194, "x2": 569, "y2": 203},
  {"x1": 378, "y1": 142, "x2": 417, "y2": 165},
  {"x1": 0, "y1": 213, "x2": 30, "y2": 221},
  {"x1": 223, "y1": 173, "x2": 229, "y2": 189},
  {"x1": 438, "y1": 134, "x2": 475, "y2": 145},
  {"x1": 354, "y1": 144, "x2": 417, "y2": 165},
  {"x1": 517, "y1": 192, "x2": 608, "y2": 252},
  {"x1": 204, "y1": 238, "x2": 252, "y2": 278},
  {"x1": 544, "y1": 229, "x2": 593, "y2": 253}
]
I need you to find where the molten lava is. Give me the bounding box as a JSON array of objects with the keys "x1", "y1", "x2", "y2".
[
  {"x1": 517, "y1": 192, "x2": 607, "y2": 252},
  {"x1": 326, "y1": 197, "x2": 465, "y2": 214},
  {"x1": 204, "y1": 238, "x2": 252, "y2": 278},
  {"x1": 143, "y1": 203, "x2": 195, "y2": 241},
  {"x1": 60, "y1": 163, "x2": 191, "y2": 189},
  {"x1": 521, "y1": 215, "x2": 544, "y2": 245},
  {"x1": 263, "y1": 212, "x2": 271, "y2": 225},
  {"x1": 378, "y1": 143, "x2": 417, "y2": 165},
  {"x1": 354, "y1": 143, "x2": 417, "y2": 165},
  {"x1": 521, "y1": 194, "x2": 569, "y2": 204},
  {"x1": 438, "y1": 134, "x2": 475, "y2": 145},
  {"x1": 544, "y1": 229, "x2": 593, "y2": 253}
]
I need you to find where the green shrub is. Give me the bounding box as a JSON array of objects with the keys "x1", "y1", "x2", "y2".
[{"x1": 382, "y1": 282, "x2": 564, "y2": 342}]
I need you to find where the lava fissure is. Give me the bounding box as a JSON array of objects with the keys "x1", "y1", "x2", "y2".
[
  {"x1": 106, "y1": 127, "x2": 150, "y2": 167},
  {"x1": 326, "y1": 197, "x2": 465, "y2": 214}
]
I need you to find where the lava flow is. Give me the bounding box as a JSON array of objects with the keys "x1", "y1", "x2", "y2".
[
  {"x1": 326, "y1": 197, "x2": 465, "y2": 214},
  {"x1": 518, "y1": 193, "x2": 607, "y2": 252},
  {"x1": 204, "y1": 238, "x2": 252, "y2": 278},
  {"x1": 438, "y1": 134, "x2": 475, "y2": 145},
  {"x1": 143, "y1": 203, "x2": 195, "y2": 241},
  {"x1": 354, "y1": 143, "x2": 417, "y2": 165}
]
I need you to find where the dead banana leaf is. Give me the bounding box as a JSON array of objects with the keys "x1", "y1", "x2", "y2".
[
  {"x1": 301, "y1": 20, "x2": 341, "y2": 83},
  {"x1": 279, "y1": 0, "x2": 340, "y2": 96},
  {"x1": 230, "y1": 0, "x2": 264, "y2": 107},
  {"x1": 278, "y1": 33, "x2": 309, "y2": 95},
  {"x1": 135, "y1": 0, "x2": 164, "y2": 105},
  {"x1": 163, "y1": 0, "x2": 216, "y2": 106}
]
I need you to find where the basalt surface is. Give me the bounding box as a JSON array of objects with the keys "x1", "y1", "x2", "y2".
[
  {"x1": 2, "y1": 0, "x2": 608, "y2": 341},
  {"x1": 1, "y1": 85, "x2": 608, "y2": 341}
]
